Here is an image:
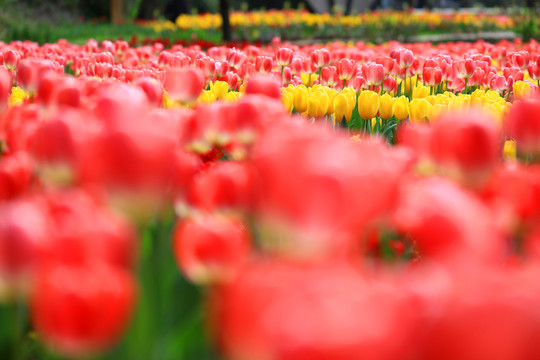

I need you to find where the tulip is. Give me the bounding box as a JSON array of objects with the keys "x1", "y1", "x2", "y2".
[
  {"x1": 503, "y1": 140, "x2": 517, "y2": 161},
  {"x1": 337, "y1": 58, "x2": 356, "y2": 82},
  {"x1": 333, "y1": 92, "x2": 354, "y2": 123},
  {"x1": 246, "y1": 74, "x2": 281, "y2": 99},
  {"x1": 423, "y1": 67, "x2": 443, "y2": 87},
  {"x1": 311, "y1": 48, "x2": 331, "y2": 69},
  {"x1": 506, "y1": 99, "x2": 540, "y2": 157},
  {"x1": 429, "y1": 109, "x2": 501, "y2": 187},
  {"x1": 413, "y1": 86, "x2": 430, "y2": 99},
  {"x1": 255, "y1": 56, "x2": 273, "y2": 73},
  {"x1": 379, "y1": 93, "x2": 395, "y2": 120},
  {"x1": 163, "y1": 68, "x2": 204, "y2": 105},
  {"x1": 393, "y1": 96, "x2": 409, "y2": 121},
  {"x1": 321, "y1": 66, "x2": 338, "y2": 87},
  {"x1": 363, "y1": 63, "x2": 384, "y2": 87},
  {"x1": 307, "y1": 90, "x2": 329, "y2": 119},
  {"x1": 3, "y1": 49, "x2": 20, "y2": 71},
  {"x1": 409, "y1": 98, "x2": 431, "y2": 122},
  {"x1": 293, "y1": 85, "x2": 308, "y2": 113},
  {"x1": 357, "y1": 90, "x2": 379, "y2": 120},
  {"x1": 32, "y1": 263, "x2": 136, "y2": 357},
  {"x1": 276, "y1": 47, "x2": 293, "y2": 67},
  {"x1": 215, "y1": 60, "x2": 229, "y2": 78},
  {"x1": 0, "y1": 67, "x2": 10, "y2": 111},
  {"x1": 211, "y1": 80, "x2": 229, "y2": 100},
  {"x1": 173, "y1": 215, "x2": 250, "y2": 284},
  {"x1": 513, "y1": 81, "x2": 531, "y2": 101}
]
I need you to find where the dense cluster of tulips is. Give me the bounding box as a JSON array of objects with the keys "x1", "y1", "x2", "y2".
[
  {"x1": 146, "y1": 9, "x2": 515, "y2": 43},
  {"x1": 3, "y1": 37, "x2": 540, "y2": 359}
]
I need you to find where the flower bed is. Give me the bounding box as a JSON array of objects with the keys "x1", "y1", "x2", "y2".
[{"x1": 2, "y1": 37, "x2": 540, "y2": 359}]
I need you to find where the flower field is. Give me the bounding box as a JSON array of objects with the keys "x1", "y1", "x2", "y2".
[
  {"x1": 3, "y1": 36, "x2": 540, "y2": 360},
  {"x1": 145, "y1": 9, "x2": 517, "y2": 44}
]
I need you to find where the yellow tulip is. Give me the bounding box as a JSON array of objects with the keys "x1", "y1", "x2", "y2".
[
  {"x1": 239, "y1": 82, "x2": 247, "y2": 93},
  {"x1": 307, "y1": 91, "x2": 329, "y2": 118},
  {"x1": 225, "y1": 91, "x2": 240, "y2": 102},
  {"x1": 379, "y1": 93, "x2": 395, "y2": 120},
  {"x1": 282, "y1": 90, "x2": 294, "y2": 114},
  {"x1": 409, "y1": 98, "x2": 431, "y2": 122},
  {"x1": 301, "y1": 73, "x2": 315, "y2": 87},
  {"x1": 504, "y1": 140, "x2": 517, "y2": 161},
  {"x1": 513, "y1": 81, "x2": 531, "y2": 101},
  {"x1": 412, "y1": 85, "x2": 430, "y2": 99},
  {"x1": 325, "y1": 88, "x2": 338, "y2": 116},
  {"x1": 9, "y1": 87, "x2": 29, "y2": 107},
  {"x1": 333, "y1": 93, "x2": 354, "y2": 123},
  {"x1": 293, "y1": 85, "x2": 308, "y2": 113},
  {"x1": 393, "y1": 96, "x2": 409, "y2": 121},
  {"x1": 198, "y1": 90, "x2": 216, "y2": 104},
  {"x1": 357, "y1": 90, "x2": 379, "y2": 120},
  {"x1": 211, "y1": 81, "x2": 229, "y2": 100}
]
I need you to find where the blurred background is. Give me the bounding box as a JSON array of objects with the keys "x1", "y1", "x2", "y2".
[{"x1": 0, "y1": 0, "x2": 535, "y2": 49}]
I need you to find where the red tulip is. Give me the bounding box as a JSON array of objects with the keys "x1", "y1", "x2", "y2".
[
  {"x1": 453, "y1": 59, "x2": 475, "y2": 79},
  {"x1": 321, "y1": 66, "x2": 338, "y2": 87},
  {"x1": 393, "y1": 177, "x2": 502, "y2": 263},
  {"x1": 375, "y1": 56, "x2": 396, "y2": 75},
  {"x1": 245, "y1": 74, "x2": 281, "y2": 99},
  {"x1": 163, "y1": 68, "x2": 204, "y2": 104},
  {"x1": 31, "y1": 263, "x2": 135, "y2": 357},
  {"x1": 310, "y1": 48, "x2": 331, "y2": 69},
  {"x1": 211, "y1": 259, "x2": 418, "y2": 360},
  {"x1": 395, "y1": 48, "x2": 414, "y2": 69},
  {"x1": 214, "y1": 60, "x2": 229, "y2": 78},
  {"x1": 429, "y1": 109, "x2": 501, "y2": 187},
  {"x1": 255, "y1": 56, "x2": 273, "y2": 73},
  {"x1": 135, "y1": 77, "x2": 163, "y2": 107},
  {"x1": 423, "y1": 67, "x2": 442, "y2": 87},
  {"x1": 227, "y1": 49, "x2": 247, "y2": 70},
  {"x1": 363, "y1": 62, "x2": 384, "y2": 86},
  {"x1": 189, "y1": 161, "x2": 256, "y2": 212},
  {"x1": 173, "y1": 215, "x2": 250, "y2": 284},
  {"x1": 3, "y1": 49, "x2": 20, "y2": 71},
  {"x1": 505, "y1": 99, "x2": 540, "y2": 157},
  {"x1": 0, "y1": 67, "x2": 10, "y2": 111},
  {"x1": 276, "y1": 47, "x2": 293, "y2": 67},
  {"x1": 0, "y1": 199, "x2": 51, "y2": 292},
  {"x1": 336, "y1": 58, "x2": 356, "y2": 81}
]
